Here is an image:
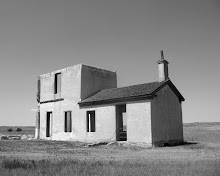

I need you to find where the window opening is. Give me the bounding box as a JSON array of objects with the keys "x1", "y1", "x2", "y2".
[
  {"x1": 64, "y1": 111, "x2": 72, "y2": 132},
  {"x1": 87, "y1": 111, "x2": 95, "y2": 132},
  {"x1": 46, "y1": 112, "x2": 52, "y2": 137},
  {"x1": 55, "y1": 73, "x2": 61, "y2": 94}
]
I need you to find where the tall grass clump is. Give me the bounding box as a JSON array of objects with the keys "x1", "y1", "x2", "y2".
[{"x1": 2, "y1": 159, "x2": 36, "y2": 169}]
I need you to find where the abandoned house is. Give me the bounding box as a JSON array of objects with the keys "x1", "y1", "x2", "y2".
[{"x1": 35, "y1": 51, "x2": 185, "y2": 146}]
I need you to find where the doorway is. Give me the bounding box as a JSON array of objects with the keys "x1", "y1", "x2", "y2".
[
  {"x1": 46, "y1": 112, "x2": 52, "y2": 137},
  {"x1": 116, "y1": 104, "x2": 127, "y2": 141}
]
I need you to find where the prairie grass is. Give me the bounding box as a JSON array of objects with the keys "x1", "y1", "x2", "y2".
[
  {"x1": 183, "y1": 122, "x2": 220, "y2": 143},
  {"x1": 0, "y1": 123, "x2": 220, "y2": 176},
  {"x1": 1, "y1": 157, "x2": 220, "y2": 176}
]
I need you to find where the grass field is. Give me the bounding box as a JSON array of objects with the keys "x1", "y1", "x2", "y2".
[{"x1": 0, "y1": 123, "x2": 220, "y2": 176}]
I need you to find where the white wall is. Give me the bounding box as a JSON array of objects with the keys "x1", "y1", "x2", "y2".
[
  {"x1": 127, "y1": 102, "x2": 152, "y2": 143},
  {"x1": 151, "y1": 85, "x2": 183, "y2": 145},
  {"x1": 80, "y1": 106, "x2": 116, "y2": 142},
  {"x1": 40, "y1": 103, "x2": 116, "y2": 142},
  {"x1": 39, "y1": 64, "x2": 117, "y2": 142}
]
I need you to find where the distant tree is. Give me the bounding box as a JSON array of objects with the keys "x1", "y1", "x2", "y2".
[
  {"x1": 16, "y1": 128, "x2": 22, "y2": 132},
  {"x1": 1, "y1": 136, "x2": 8, "y2": 140},
  {"x1": 7, "y1": 128, "x2": 13, "y2": 132}
]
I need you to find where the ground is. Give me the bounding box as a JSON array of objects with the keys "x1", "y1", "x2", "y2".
[{"x1": 0, "y1": 123, "x2": 220, "y2": 176}]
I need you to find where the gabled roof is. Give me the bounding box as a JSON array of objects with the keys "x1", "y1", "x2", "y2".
[{"x1": 78, "y1": 79, "x2": 184, "y2": 107}]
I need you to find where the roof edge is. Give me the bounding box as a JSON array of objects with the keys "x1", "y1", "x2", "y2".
[
  {"x1": 81, "y1": 64, "x2": 116, "y2": 75},
  {"x1": 39, "y1": 64, "x2": 81, "y2": 77},
  {"x1": 151, "y1": 79, "x2": 185, "y2": 101},
  {"x1": 79, "y1": 94, "x2": 156, "y2": 107}
]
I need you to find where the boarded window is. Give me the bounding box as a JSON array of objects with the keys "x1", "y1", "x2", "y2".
[
  {"x1": 64, "y1": 111, "x2": 72, "y2": 132},
  {"x1": 87, "y1": 111, "x2": 95, "y2": 132},
  {"x1": 55, "y1": 73, "x2": 61, "y2": 94}
]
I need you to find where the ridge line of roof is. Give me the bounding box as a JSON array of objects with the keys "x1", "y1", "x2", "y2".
[
  {"x1": 79, "y1": 94, "x2": 156, "y2": 105},
  {"x1": 97, "y1": 81, "x2": 163, "y2": 92},
  {"x1": 150, "y1": 79, "x2": 171, "y2": 94},
  {"x1": 150, "y1": 79, "x2": 185, "y2": 101}
]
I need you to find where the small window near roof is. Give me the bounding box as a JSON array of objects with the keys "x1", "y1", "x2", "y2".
[
  {"x1": 87, "y1": 111, "x2": 95, "y2": 132},
  {"x1": 54, "y1": 73, "x2": 61, "y2": 94}
]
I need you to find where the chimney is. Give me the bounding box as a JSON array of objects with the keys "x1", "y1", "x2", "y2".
[{"x1": 157, "y1": 51, "x2": 169, "y2": 82}]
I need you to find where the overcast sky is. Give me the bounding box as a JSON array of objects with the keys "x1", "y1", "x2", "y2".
[{"x1": 0, "y1": 0, "x2": 219, "y2": 126}]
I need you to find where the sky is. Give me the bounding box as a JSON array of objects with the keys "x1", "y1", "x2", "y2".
[{"x1": 0, "y1": 0, "x2": 219, "y2": 126}]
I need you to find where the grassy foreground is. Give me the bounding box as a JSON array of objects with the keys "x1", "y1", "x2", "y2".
[
  {"x1": 0, "y1": 123, "x2": 220, "y2": 176},
  {"x1": 1, "y1": 157, "x2": 219, "y2": 176}
]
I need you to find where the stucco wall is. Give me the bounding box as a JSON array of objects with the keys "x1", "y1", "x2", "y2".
[
  {"x1": 80, "y1": 106, "x2": 116, "y2": 142},
  {"x1": 40, "y1": 103, "x2": 116, "y2": 142},
  {"x1": 81, "y1": 65, "x2": 117, "y2": 100},
  {"x1": 40, "y1": 64, "x2": 81, "y2": 102},
  {"x1": 40, "y1": 100, "x2": 85, "y2": 140},
  {"x1": 39, "y1": 64, "x2": 82, "y2": 140},
  {"x1": 127, "y1": 102, "x2": 152, "y2": 143},
  {"x1": 40, "y1": 72, "x2": 54, "y2": 102},
  {"x1": 151, "y1": 85, "x2": 183, "y2": 145},
  {"x1": 39, "y1": 64, "x2": 117, "y2": 142}
]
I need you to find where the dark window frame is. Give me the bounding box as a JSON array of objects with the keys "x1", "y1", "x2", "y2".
[
  {"x1": 64, "y1": 111, "x2": 72, "y2": 132},
  {"x1": 87, "y1": 111, "x2": 95, "y2": 132},
  {"x1": 46, "y1": 112, "x2": 52, "y2": 137},
  {"x1": 54, "y1": 73, "x2": 61, "y2": 94}
]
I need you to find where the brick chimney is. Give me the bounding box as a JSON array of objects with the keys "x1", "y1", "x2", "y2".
[{"x1": 157, "y1": 51, "x2": 169, "y2": 82}]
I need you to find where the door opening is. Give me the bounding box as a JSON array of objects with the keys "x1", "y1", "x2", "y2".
[
  {"x1": 116, "y1": 104, "x2": 127, "y2": 141},
  {"x1": 46, "y1": 112, "x2": 52, "y2": 137}
]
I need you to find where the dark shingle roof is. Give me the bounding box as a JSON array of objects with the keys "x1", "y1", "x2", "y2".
[{"x1": 79, "y1": 79, "x2": 185, "y2": 106}]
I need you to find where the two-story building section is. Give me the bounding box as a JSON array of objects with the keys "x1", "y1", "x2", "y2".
[{"x1": 36, "y1": 52, "x2": 185, "y2": 146}]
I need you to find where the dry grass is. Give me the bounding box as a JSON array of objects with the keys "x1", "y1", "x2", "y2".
[
  {"x1": 0, "y1": 123, "x2": 220, "y2": 176},
  {"x1": 0, "y1": 157, "x2": 219, "y2": 176},
  {"x1": 184, "y1": 122, "x2": 220, "y2": 143}
]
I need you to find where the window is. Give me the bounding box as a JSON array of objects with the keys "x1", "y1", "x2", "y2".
[
  {"x1": 54, "y1": 73, "x2": 61, "y2": 94},
  {"x1": 122, "y1": 112, "x2": 127, "y2": 132},
  {"x1": 64, "y1": 111, "x2": 72, "y2": 132},
  {"x1": 87, "y1": 111, "x2": 95, "y2": 132},
  {"x1": 46, "y1": 112, "x2": 52, "y2": 137}
]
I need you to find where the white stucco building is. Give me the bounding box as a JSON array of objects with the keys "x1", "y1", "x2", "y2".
[{"x1": 36, "y1": 52, "x2": 185, "y2": 146}]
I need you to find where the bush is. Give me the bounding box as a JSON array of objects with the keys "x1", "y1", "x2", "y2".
[
  {"x1": 2, "y1": 159, "x2": 35, "y2": 169},
  {"x1": 16, "y1": 128, "x2": 22, "y2": 132},
  {"x1": 1, "y1": 136, "x2": 9, "y2": 140},
  {"x1": 7, "y1": 128, "x2": 13, "y2": 132}
]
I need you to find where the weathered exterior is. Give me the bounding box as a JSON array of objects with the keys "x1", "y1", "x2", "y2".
[
  {"x1": 127, "y1": 101, "x2": 152, "y2": 143},
  {"x1": 81, "y1": 65, "x2": 117, "y2": 100},
  {"x1": 80, "y1": 106, "x2": 116, "y2": 142},
  {"x1": 36, "y1": 57, "x2": 184, "y2": 146},
  {"x1": 38, "y1": 64, "x2": 117, "y2": 142},
  {"x1": 35, "y1": 109, "x2": 40, "y2": 139},
  {"x1": 158, "y1": 60, "x2": 169, "y2": 82},
  {"x1": 151, "y1": 85, "x2": 183, "y2": 145}
]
